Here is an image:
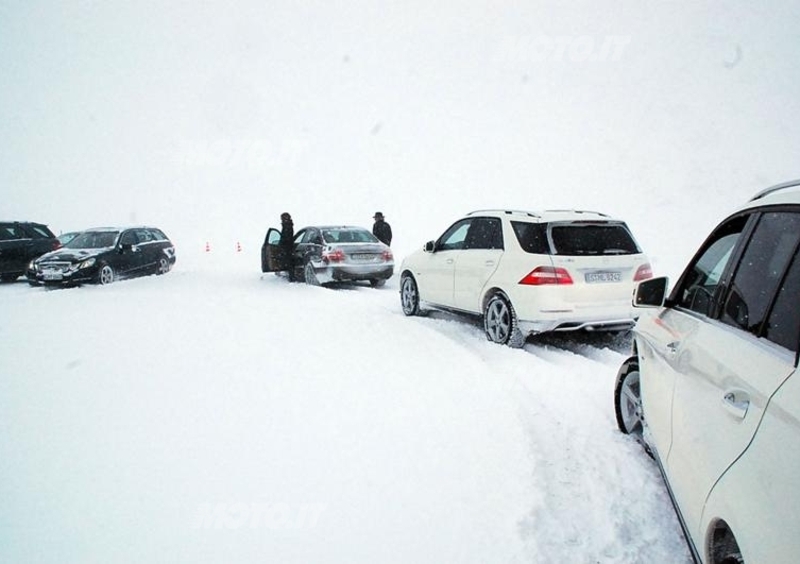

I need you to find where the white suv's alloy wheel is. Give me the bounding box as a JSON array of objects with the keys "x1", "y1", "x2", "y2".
[{"x1": 484, "y1": 295, "x2": 524, "y2": 348}]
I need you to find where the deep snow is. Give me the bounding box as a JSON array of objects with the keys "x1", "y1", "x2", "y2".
[{"x1": 0, "y1": 254, "x2": 690, "y2": 563}]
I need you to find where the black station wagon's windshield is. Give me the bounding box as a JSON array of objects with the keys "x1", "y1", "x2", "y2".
[{"x1": 66, "y1": 231, "x2": 119, "y2": 249}]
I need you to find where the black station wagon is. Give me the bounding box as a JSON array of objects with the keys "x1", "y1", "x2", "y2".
[{"x1": 27, "y1": 226, "x2": 176, "y2": 286}]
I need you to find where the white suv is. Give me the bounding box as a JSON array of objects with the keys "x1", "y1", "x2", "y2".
[
  {"x1": 399, "y1": 209, "x2": 652, "y2": 346},
  {"x1": 614, "y1": 180, "x2": 800, "y2": 563}
]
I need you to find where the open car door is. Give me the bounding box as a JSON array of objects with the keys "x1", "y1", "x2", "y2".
[{"x1": 261, "y1": 228, "x2": 283, "y2": 272}]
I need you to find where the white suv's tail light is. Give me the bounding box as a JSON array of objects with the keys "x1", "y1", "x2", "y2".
[
  {"x1": 634, "y1": 263, "x2": 653, "y2": 281},
  {"x1": 519, "y1": 266, "x2": 574, "y2": 286}
]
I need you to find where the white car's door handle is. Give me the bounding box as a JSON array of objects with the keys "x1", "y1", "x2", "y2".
[
  {"x1": 722, "y1": 391, "x2": 750, "y2": 419},
  {"x1": 446, "y1": 259, "x2": 454, "y2": 264},
  {"x1": 665, "y1": 341, "x2": 680, "y2": 356},
  {"x1": 485, "y1": 260, "x2": 495, "y2": 267}
]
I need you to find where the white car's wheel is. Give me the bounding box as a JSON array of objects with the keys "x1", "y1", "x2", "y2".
[
  {"x1": 484, "y1": 294, "x2": 525, "y2": 348},
  {"x1": 614, "y1": 357, "x2": 648, "y2": 445},
  {"x1": 400, "y1": 273, "x2": 419, "y2": 316},
  {"x1": 710, "y1": 524, "x2": 744, "y2": 564}
]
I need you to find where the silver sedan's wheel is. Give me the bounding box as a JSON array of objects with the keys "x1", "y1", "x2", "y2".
[
  {"x1": 97, "y1": 264, "x2": 115, "y2": 285},
  {"x1": 615, "y1": 357, "x2": 644, "y2": 438},
  {"x1": 400, "y1": 274, "x2": 419, "y2": 316},
  {"x1": 304, "y1": 262, "x2": 320, "y2": 286},
  {"x1": 156, "y1": 257, "x2": 170, "y2": 275},
  {"x1": 484, "y1": 294, "x2": 525, "y2": 347}
]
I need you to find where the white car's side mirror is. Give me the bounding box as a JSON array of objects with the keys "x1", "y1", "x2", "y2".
[{"x1": 634, "y1": 276, "x2": 669, "y2": 307}]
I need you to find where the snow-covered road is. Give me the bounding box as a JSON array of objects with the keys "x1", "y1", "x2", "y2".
[{"x1": 0, "y1": 253, "x2": 691, "y2": 563}]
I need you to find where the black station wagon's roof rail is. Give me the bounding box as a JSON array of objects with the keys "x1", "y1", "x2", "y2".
[{"x1": 750, "y1": 179, "x2": 800, "y2": 202}]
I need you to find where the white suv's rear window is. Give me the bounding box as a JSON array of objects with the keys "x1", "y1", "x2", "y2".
[
  {"x1": 512, "y1": 220, "x2": 640, "y2": 256},
  {"x1": 550, "y1": 223, "x2": 640, "y2": 256}
]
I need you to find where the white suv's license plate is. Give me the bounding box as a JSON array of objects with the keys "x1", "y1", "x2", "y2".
[
  {"x1": 585, "y1": 271, "x2": 621, "y2": 283},
  {"x1": 43, "y1": 271, "x2": 63, "y2": 281}
]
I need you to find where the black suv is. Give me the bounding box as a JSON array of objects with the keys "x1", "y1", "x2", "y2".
[
  {"x1": 27, "y1": 227, "x2": 176, "y2": 286},
  {"x1": 0, "y1": 221, "x2": 61, "y2": 282}
]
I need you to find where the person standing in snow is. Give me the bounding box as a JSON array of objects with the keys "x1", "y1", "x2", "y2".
[
  {"x1": 372, "y1": 212, "x2": 392, "y2": 246},
  {"x1": 279, "y1": 212, "x2": 295, "y2": 280}
]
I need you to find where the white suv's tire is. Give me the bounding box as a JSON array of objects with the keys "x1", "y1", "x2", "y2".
[
  {"x1": 400, "y1": 273, "x2": 420, "y2": 316},
  {"x1": 484, "y1": 294, "x2": 525, "y2": 348}
]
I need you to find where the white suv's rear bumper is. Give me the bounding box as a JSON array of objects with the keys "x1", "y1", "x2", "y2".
[
  {"x1": 501, "y1": 278, "x2": 639, "y2": 334},
  {"x1": 518, "y1": 317, "x2": 635, "y2": 335}
]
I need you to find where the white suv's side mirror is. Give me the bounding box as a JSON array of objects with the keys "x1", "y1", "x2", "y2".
[{"x1": 634, "y1": 276, "x2": 669, "y2": 307}]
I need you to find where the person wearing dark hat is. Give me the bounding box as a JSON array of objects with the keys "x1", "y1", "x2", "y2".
[
  {"x1": 280, "y1": 212, "x2": 296, "y2": 280},
  {"x1": 372, "y1": 212, "x2": 392, "y2": 246}
]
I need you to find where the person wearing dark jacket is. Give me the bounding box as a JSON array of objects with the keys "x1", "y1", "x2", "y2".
[
  {"x1": 372, "y1": 212, "x2": 392, "y2": 246},
  {"x1": 280, "y1": 212, "x2": 295, "y2": 279}
]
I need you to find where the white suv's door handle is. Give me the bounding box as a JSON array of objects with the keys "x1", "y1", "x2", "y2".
[
  {"x1": 485, "y1": 260, "x2": 495, "y2": 267},
  {"x1": 722, "y1": 391, "x2": 750, "y2": 419},
  {"x1": 446, "y1": 258, "x2": 454, "y2": 264}
]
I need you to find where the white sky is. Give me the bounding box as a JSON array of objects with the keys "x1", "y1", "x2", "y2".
[{"x1": 2, "y1": 0, "x2": 799, "y2": 277}]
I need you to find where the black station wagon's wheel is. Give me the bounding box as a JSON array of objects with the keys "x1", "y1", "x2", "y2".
[
  {"x1": 484, "y1": 294, "x2": 525, "y2": 348},
  {"x1": 304, "y1": 261, "x2": 320, "y2": 286},
  {"x1": 97, "y1": 263, "x2": 115, "y2": 285},
  {"x1": 156, "y1": 257, "x2": 170, "y2": 275},
  {"x1": 400, "y1": 273, "x2": 419, "y2": 316},
  {"x1": 614, "y1": 357, "x2": 646, "y2": 441}
]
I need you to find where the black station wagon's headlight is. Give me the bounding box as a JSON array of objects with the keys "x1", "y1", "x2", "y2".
[{"x1": 74, "y1": 258, "x2": 96, "y2": 271}]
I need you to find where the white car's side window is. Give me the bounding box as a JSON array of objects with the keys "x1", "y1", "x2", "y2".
[
  {"x1": 720, "y1": 212, "x2": 800, "y2": 348},
  {"x1": 464, "y1": 217, "x2": 503, "y2": 250},
  {"x1": 437, "y1": 220, "x2": 471, "y2": 251},
  {"x1": 764, "y1": 246, "x2": 800, "y2": 354},
  {"x1": 675, "y1": 215, "x2": 747, "y2": 317}
]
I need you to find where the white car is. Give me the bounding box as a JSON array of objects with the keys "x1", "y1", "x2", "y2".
[
  {"x1": 399, "y1": 209, "x2": 652, "y2": 346},
  {"x1": 614, "y1": 179, "x2": 800, "y2": 563}
]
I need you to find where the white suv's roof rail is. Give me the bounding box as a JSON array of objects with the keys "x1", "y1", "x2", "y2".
[
  {"x1": 750, "y1": 179, "x2": 800, "y2": 201},
  {"x1": 466, "y1": 210, "x2": 542, "y2": 218},
  {"x1": 465, "y1": 209, "x2": 613, "y2": 219},
  {"x1": 544, "y1": 209, "x2": 611, "y2": 218}
]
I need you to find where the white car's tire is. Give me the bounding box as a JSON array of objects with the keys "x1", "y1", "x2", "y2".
[{"x1": 484, "y1": 294, "x2": 525, "y2": 348}]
